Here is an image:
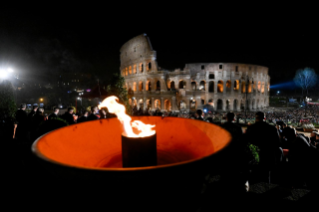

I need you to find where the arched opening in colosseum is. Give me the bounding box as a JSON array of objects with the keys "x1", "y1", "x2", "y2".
[
  {"x1": 167, "y1": 80, "x2": 171, "y2": 90},
  {"x1": 240, "y1": 100, "x2": 245, "y2": 111},
  {"x1": 226, "y1": 80, "x2": 231, "y2": 92},
  {"x1": 133, "y1": 65, "x2": 137, "y2": 74},
  {"x1": 217, "y1": 81, "x2": 224, "y2": 93},
  {"x1": 248, "y1": 81, "x2": 252, "y2": 93},
  {"x1": 257, "y1": 81, "x2": 261, "y2": 91},
  {"x1": 191, "y1": 81, "x2": 196, "y2": 91},
  {"x1": 156, "y1": 81, "x2": 161, "y2": 91},
  {"x1": 179, "y1": 80, "x2": 186, "y2": 89},
  {"x1": 209, "y1": 74, "x2": 215, "y2": 79},
  {"x1": 146, "y1": 80, "x2": 151, "y2": 91},
  {"x1": 233, "y1": 99, "x2": 238, "y2": 110},
  {"x1": 253, "y1": 81, "x2": 256, "y2": 91},
  {"x1": 139, "y1": 81, "x2": 143, "y2": 91},
  {"x1": 179, "y1": 101, "x2": 187, "y2": 110},
  {"x1": 148, "y1": 62, "x2": 152, "y2": 71},
  {"x1": 260, "y1": 99, "x2": 264, "y2": 108},
  {"x1": 261, "y1": 82, "x2": 265, "y2": 93},
  {"x1": 128, "y1": 88, "x2": 134, "y2": 96},
  {"x1": 154, "y1": 99, "x2": 161, "y2": 109},
  {"x1": 257, "y1": 99, "x2": 260, "y2": 109},
  {"x1": 146, "y1": 99, "x2": 151, "y2": 110},
  {"x1": 125, "y1": 68, "x2": 128, "y2": 76},
  {"x1": 234, "y1": 80, "x2": 239, "y2": 91},
  {"x1": 138, "y1": 99, "x2": 143, "y2": 110},
  {"x1": 129, "y1": 66, "x2": 132, "y2": 75},
  {"x1": 164, "y1": 99, "x2": 171, "y2": 111},
  {"x1": 199, "y1": 81, "x2": 205, "y2": 91},
  {"x1": 133, "y1": 82, "x2": 137, "y2": 92},
  {"x1": 170, "y1": 81, "x2": 176, "y2": 90},
  {"x1": 246, "y1": 99, "x2": 250, "y2": 110},
  {"x1": 217, "y1": 99, "x2": 223, "y2": 110},
  {"x1": 226, "y1": 100, "x2": 230, "y2": 110},
  {"x1": 209, "y1": 81, "x2": 214, "y2": 93},
  {"x1": 190, "y1": 100, "x2": 196, "y2": 110},
  {"x1": 139, "y1": 63, "x2": 144, "y2": 73},
  {"x1": 241, "y1": 82, "x2": 246, "y2": 93},
  {"x1": 252, "y1": 99, "x2": 255, "y2": 110}
]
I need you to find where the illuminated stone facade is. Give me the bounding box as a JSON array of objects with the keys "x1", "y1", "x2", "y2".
[{"x1": 120, "y1": 34, "x2": 270, "y2": 112}]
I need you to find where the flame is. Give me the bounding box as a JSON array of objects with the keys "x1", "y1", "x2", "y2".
[{"x1": 99, "y1": 96, "x2": 155, "y2": 137}]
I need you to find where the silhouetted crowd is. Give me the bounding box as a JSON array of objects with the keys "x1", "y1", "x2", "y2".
[
  {"x1": 11, "y1": 104, "x2": 117, "y2": 143},
  {"x1": 2, "y1": 103, "x2": 319, "y2": 193},
  {"x1": 219, "y1": 111, "x2": 319, "y2": 192},
  {"x1": 265, "y1": 105, "x2": 319, "y2": 124}
]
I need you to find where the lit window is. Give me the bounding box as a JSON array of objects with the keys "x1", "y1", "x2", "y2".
[{"x1": 133, "y1": 65, "x2": 137, "y2": 74}]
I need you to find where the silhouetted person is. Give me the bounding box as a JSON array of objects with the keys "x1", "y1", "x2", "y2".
[
  {"x1": 15, "y1": 103, "x2": 28, "y2": 141},
  {"x1": 30, "y1": 108, "x2": 46, "y2": 141},
  {"x1": 245, "y1": 111, "x2": 281, "y2": 184},
  {"x1": 61, "y1": 107, "x2": 76, "y2": 125},
  {"x1": 77, "y1": 111, "x2": 89, "y2": 123},
  {"x1": 99, "y1": 107, "x2": 107, "y2": 119},
  {"x1": 28, "y1": 105, "x2": 38, "y2": 120},
  {"x1": 288, "y1": 128, "x2": 314, "y2": 187},
  {"x1": 195, "y1": 109, "x2": 204, "y2": 121},
  {"x1": 48, "y1": 107, "x2": 59, "y2": 120},
  {"x1": 132, "y1": 105, "x2": 138, "y2": 116},
  {"x1": 87, "y1": 106, "x2": 99, "y2": 121},
  {"x1": 220, "y1": 112, "x2": 247, "y2": 192}
]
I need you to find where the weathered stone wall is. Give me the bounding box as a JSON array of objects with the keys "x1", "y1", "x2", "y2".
[{"x1": 120, "y1": 35, "x2": 270, "y2": 112}]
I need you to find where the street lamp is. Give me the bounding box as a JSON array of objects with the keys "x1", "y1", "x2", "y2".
[
  {"x1": 0, "y1": 70, "x2": 8, "y2": 79},
  {"x1": 0, "y1": 67, "x2": 15, "y2": 81},
  {"x1": 76, "y1": 97, "x2": 82, "y2": 113}
]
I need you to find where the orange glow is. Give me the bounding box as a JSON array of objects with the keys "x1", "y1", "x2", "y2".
[
  {"x1": 99, "y1": 96, "x2": 155, "y2": 137},
  {"x1": 33, "y1": 117, "x2": 231, "y2": 169}
]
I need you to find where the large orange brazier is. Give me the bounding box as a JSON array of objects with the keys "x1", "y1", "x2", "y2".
[{"x1": 32, "y1": 117, "x2": 231, "y2": 209}]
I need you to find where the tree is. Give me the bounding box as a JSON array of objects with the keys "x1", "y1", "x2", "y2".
[
  {"x1": 293, "y1": 67, "x2": 317, "y2": 95},
  {"x1": 0, "y1": 80, "x2": 17, "y2": 120},
  {"x1": 105, "y1": 73, "x2": 131, "y2": 113}
]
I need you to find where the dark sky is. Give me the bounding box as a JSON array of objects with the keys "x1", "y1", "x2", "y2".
[{"x1": 1, "y1": 8, "x2": 318, "y2": 84}]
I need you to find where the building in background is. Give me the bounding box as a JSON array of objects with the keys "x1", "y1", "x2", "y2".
[{"x1": 120, "y1": 34, "x2": 270, "y2": 112}]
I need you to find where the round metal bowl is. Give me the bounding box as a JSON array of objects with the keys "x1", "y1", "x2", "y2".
[{"x1": 32, "y1": 117, "x2": 231, "y2": 209}]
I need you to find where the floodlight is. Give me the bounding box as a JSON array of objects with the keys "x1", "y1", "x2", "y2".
[{"x1": 0, "y1": 70, "x2": 8, "y2": 79}]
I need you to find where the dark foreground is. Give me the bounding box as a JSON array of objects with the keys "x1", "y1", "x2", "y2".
[{"x1": 3, "y1": 141, "x2": 317, "y2": 212}]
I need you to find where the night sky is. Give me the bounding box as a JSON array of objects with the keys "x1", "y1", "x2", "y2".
[{"x1": 1, "y1": 8, "x2": 318, "y2": 85}]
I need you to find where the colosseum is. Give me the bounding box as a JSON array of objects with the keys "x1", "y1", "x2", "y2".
[{"x1": 120, "y1": 34, "x2": 270, "y2": 113}]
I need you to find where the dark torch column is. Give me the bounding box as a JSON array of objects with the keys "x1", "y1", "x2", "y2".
[{"x1": 121, "y1": 133, "x2": 157, "y2": 168}]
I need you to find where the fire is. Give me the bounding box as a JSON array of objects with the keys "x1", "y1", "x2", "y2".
[{"x1": 99, "y1": 96, "x2": 155, "y2": 137}]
